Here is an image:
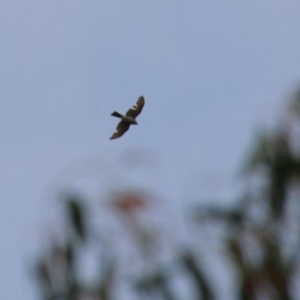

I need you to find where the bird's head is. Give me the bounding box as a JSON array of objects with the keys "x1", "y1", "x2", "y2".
[{"x1": 133, "y1": 120, "x2": 138, "y2": 125}]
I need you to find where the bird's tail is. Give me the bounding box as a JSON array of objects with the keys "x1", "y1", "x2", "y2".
[{"x1": 111, "y1": 111, "x2": 123, "y2": 118}]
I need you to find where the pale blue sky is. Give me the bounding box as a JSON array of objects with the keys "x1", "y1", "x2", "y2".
[{"x1": 1, "y1": 1, "x2": 300, "y2": 299}]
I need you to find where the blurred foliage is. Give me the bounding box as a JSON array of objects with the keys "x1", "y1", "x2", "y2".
[{"x1": 33, "y1": 91, "x2": 300, "y2": 299}]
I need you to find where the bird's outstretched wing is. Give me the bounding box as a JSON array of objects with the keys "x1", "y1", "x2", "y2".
[
  {"x1": 110, "y1": 120, "x2": 130, "y2": 140},
  {"x1": 125, "y1": 96, "x2": 145, "y2": 118}
]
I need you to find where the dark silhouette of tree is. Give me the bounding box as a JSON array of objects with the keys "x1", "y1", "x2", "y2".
[{"x1": 32, "y1": 89, "x2": 300, "y2": 300}]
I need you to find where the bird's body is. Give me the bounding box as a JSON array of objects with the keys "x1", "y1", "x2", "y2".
[
  {"x1": 111, "y1": 111, "x2": 137, "y2": 125},
  {"x1": 110, "y1": 96, "x2": 145, "y2": 140}
]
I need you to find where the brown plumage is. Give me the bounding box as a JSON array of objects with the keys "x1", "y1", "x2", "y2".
[{"x1": 110, "y1": 96, "x2": 145, "y2": 140}]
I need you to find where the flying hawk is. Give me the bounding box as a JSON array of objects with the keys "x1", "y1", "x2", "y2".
[{"x1": 110, "y1": 96, "x2": 145, "y2": 140}]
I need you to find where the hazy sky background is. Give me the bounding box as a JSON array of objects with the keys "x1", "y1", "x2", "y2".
[{"x1": 1, "y1": 1, "x2": 300, "y2": 299}]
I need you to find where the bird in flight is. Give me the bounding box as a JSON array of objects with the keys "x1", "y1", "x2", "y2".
[{"x1": 110, "y1": 96, "x2": 145, "y2": 140}]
